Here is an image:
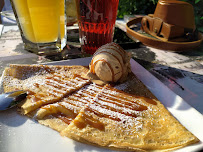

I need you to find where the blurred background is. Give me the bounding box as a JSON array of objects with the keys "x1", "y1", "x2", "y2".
[
  {"x1": 117, "y1": 0, "x2": 203, "y2": 33},
  {"x1": 1, "y1": 0, "x2": 202, "y2": 33}
]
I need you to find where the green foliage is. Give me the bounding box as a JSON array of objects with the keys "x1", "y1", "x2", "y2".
[
  {"x1": 182, "y1": 0, "x2": 203, "y2": 32},
  {"x1": 117, "y1": 0, "x2": 158, "y2": 18},
  {"x1": 117, "y1": 0, "x2": 203, "y2": 32},
  {"x1": 195, "y1": 0, "x2": 200, "y2": 4}
]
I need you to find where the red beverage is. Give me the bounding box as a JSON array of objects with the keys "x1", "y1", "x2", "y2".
[{"x1": 76, "y1": 0, "x2": 119, "y2": 54}]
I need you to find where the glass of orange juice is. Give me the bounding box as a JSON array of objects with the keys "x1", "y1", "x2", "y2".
[{"x1": 10, "y1": 0, "x2": 67, "y2": 55}]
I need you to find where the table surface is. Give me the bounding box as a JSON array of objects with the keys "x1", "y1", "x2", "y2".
[{"x1": 0, "y1": 20, "x2": 203, "y2": 115}]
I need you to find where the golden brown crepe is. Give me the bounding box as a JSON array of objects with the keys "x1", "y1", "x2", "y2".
[
  {"x1": 1, "y1": 64, "x2": 199, "y2": 151},
  {"x1": 61, "y1": 85, "x2": 199, "y2": 151},
  {"x1": 2, "y1": 64, "x2": 90, "y2": 115}
]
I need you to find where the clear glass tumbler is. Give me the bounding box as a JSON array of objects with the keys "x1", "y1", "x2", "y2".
[
  {"x1": 10, "y1": 0, "x2": 67, "y2": 55},
  {"x1": 75, "y1": 0, "x2": 119, "y2": 54}
]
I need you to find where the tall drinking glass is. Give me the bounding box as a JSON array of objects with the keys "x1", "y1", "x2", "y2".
[
  {"x1": 75, "y1": 0, "x2": 119, "y2": 54},
  {"x1": 10, "y1": 0, "x2": 67, "y2": 55}
]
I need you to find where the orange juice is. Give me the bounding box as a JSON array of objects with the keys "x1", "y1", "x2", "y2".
[{"x1": 12, "y1": 0, "x2": 65, "y2": 43}]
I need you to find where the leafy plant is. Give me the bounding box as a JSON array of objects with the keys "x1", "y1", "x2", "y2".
[
  {"x1": 183, "y1": 0, "x2": 203, "y2": 32},
  {"x1": 117, "y1": 0, "x2": 157, "y2": 18}
]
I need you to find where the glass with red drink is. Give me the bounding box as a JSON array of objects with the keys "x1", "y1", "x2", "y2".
[{"x1": 75, "y1": 0, "x2": 119, "y2": 54}]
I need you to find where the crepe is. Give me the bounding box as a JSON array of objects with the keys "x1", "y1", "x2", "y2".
[
  {"x1": 1, "y1": 64, "x2": 199, "y2": 151},
  {"x1": 36, "y1": 83, "x2": 103, "y2": 132},
  {"x1": 61, "y1": 85, "x2": 199, "y2": 151},
  {"x1": 2, "y1": 64, "x2": 90, "y2": 115}
]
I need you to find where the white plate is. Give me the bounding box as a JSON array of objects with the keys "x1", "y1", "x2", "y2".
[
  {"x1": 0, "y1": 57, "x2": 203, "y2": 152},
  {"x1": 0, "y1": 11, "x2": 16, "y2": 21}
]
